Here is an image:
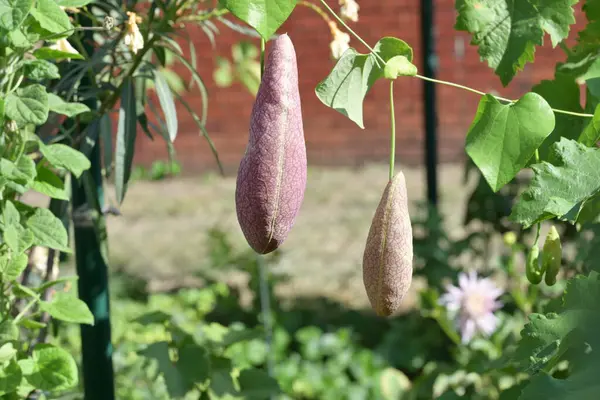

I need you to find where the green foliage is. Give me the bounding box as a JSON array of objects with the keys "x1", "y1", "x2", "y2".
[
  {"x1": 218, "y1": 0, "x2": 298, "y2": 40},
  {"x1": 131, "y1": 159, "x2": 182, "y2": 182},
  {"x1": 115, "y1": 77, "x2": 137, "y2": 204},
  {"x1": 214, "y1": 41, "x2": 261, "y2": 96},
  {"x1": 465, "y1": 92, "x2": 555, "y2": 192},
  {"x1": 316, "y1": 37, "x2": 414, "y2": 128},
  {"x1": 455, "y1": 0, "x2": 577, "y2": 85},
  {"x1": 511, "y1": 138, "x2": 600, "y2": 227}
]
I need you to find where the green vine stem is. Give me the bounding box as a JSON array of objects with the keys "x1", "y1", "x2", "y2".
[
  {"x1": 318, "y1": 0, "x2": 595, "y2": 118},
  {"x1": 389, "y1": 81, "x2": 396, "y2": 181}
]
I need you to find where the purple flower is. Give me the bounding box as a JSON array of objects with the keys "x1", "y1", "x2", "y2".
[{"x1": 439, "y1": 271, "x2": 503, "y2": 344}]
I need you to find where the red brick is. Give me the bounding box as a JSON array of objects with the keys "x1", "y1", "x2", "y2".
[{"x1": 130, "y1": 1, "x2": 588, "y2": 173}]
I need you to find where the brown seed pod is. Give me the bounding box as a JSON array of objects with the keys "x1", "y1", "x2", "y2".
[
  {"x1": 362, "y1": 172, "x2": 413, "y2": 317},
  {"x1": 235, "y1": 34, "x2": 307, "y2": 254}
]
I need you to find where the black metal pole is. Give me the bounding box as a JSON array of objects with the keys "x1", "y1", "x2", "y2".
[{"x1": 420, "y1": 0, "x2": 439, "y2": 206}]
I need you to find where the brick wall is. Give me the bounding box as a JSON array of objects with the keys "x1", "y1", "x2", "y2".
[{"x1": 133, "y1": 0, "x2": 585, "y2": 173}]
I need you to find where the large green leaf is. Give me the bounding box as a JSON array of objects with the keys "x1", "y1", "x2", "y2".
[
  {"x1": 238, "y1": 368, "x2": 281, "y2": 398},
  {"x1": 39, "y1": 293, "x2": 94, "y2": 325},
  {"x1": 177, "y1": 344, "x2": 210, "y2": 386},
  {"x1": 515, "y1": 275, "x2": 600, "y2": 399},
  {"x1": 2, "y1": 200, "x2": 20, "y2": 226},
  {"x1": 218, "y1": 0, "x2": 297, "y2": 40},
  {"x1": 33, "y1": 47, "x2": 83, "y2": 61},
  {"x1": 0, "y1": 360, "x2": 21, "y2": 396},
  {"x1": 511, "y1": 310, "x2": 588, "y2": 373},
  {"x1": 316, "y1": 37, "x2": 413, "y2": 128},
  {"x1": 519, "y1": 360, "x2": 600, "y2": 400},
  {"x1": 5, "y1": 84, "x2": 49, "y2": 126},
  {"x1": 532, "y1": 76, "x2": 584, "y2": 160},
  {"x1": 0, "y1": 157, "x2": 37, "y2": 192},
  {"x1": 3, "y1": 224, "x2": 20, "y2": 253},
  {"x1": 455, "y1": 0, "x2": 577, "y2": 86},
  {"x1": 26, "y1": 208, "x2": 70, "y2": 252},
  {"x1": 30, "y1": 0, "x2": 72, "y2": 34},
  {"x1": 0, "y1": 0, "x2": 33, "y2": 31},
  {"x1": 47, "y1": 93, "x2": 90, "y2": 117},
  {"x1": 0, "y1": 320, "x2": 18, "y2": 342},
  {"x1": 511, "y1": 138, "x2": 600, "y2": 227},
  {"x1": 39, "y1": 142, "x2": 91, "y2": 178},
  {"x1": 139, "y1": 342, "x2": 191, "y2": 398},
  {"x1": 32, "y1": 165, "x2": 69, "y2": 200},
  {"x1": 465, "y1": 93, "x2": 555, "y2": 192},
  {"x1": 153, "y1": 69, "x2": 178, "y2": 142},
  {"x1": 20, "y1": 344, "x2": 78, "y2": 391},
  {"x1": 1, "y1": 202, "x2": 34, "y2": 253},
  {"x1": 115, "y1": 78, "x2": 137, "y2": 204},
  {"x1": 535, "y1": 0, "x2": 578, "y2": 47},
  {"x1": 0, "y1": 253, "x2": 28, "y2": 281},
  {"x1": 22, "y1": 59, "x2": 60, "y2": 81},
  {"x1": 512, "y1": 275, "x2": 600, "y2": 370}
]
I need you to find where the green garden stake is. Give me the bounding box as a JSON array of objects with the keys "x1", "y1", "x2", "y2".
[
  {"x1": 71, "y1": 10, "x2": 115, "y2": 398},
  {"x1": 72, "y1": 144, "x2": 115, "y2": 400}
]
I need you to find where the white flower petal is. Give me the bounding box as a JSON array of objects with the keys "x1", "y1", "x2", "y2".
[
  {"x1": 476, "y1": 313, "x2": 499, "y2": 336},
  {"x1": 458, "y1": 272, "x2": 470, "y2": 289},
  {"x1": 460, "y1": 318, "x2": 476, "y2": 344}
]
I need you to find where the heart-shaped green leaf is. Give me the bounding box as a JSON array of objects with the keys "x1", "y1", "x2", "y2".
[
  {"x1": 316, "y1": 37, "x2": 413, "y2": 128},
  {"x1": 466, "y1": 92, "x2": 555, "y2": 192},
  {"x1": 219, "y1": 0, "x2": 297, "y2": 40},
  {"x1": 20, "y1": 344, "x2": 78, "y2": 391},
  {"x1": 5, "y1": 84, "x2": 49, "y2": 126}
]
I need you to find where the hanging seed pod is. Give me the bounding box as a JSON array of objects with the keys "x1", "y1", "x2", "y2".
[
  {"x1": 525, "y1": 244, "x2": 543, "y2": 284},
  {"x1": 542, "y1": 226, "x2": 562, "y2": 286},
  {"x1": 235, "y1": 34, "x2": 307, "y2": 254},
  {"x1": 363, "y1": 172, "x2": 413, "y2": 317}
]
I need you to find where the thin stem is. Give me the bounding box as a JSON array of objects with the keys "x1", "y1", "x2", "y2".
[
  {"x1": 535, "y1": 149, "x2": 540, "y2": 163},
  {"x1": 257, "y1": 255, "x2": 275, "y2": 379},
  {"x1": 260, "y1": 38, "x2": 265, "y2": 78},
  {"x1": 389, "y1": 81, "x2": 396, "y2": 181},
  {"x1": 14, "y1": 296, "x2": 39, "y2": 324},
  {"x1": 534, "y1": 223, "x2": 541, "y2": 245},
  {"x1": 415, "y1": 74, "x2": 512, "y2": 102},
  {"x1": 414, "y1": 74, "x2": 594, "y2": 117}
]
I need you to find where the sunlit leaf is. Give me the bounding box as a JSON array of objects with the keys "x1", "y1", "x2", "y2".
[
  {"x1": 218, "y1": 0, "x2": 297, "y2": 40},
  {"x1": 466, "y1": 92, "x2": 555, "y2": 192},
  {"x1": 316, "y1": 37, "x2": 413, "y2": 128},
  {"x1": 153, "y1": 69, "x2": 178, "y2": 142}
]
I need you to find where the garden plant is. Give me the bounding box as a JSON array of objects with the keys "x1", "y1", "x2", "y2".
[{"x1": 0, "y1": 0, "x2": 599, "y2": 399}]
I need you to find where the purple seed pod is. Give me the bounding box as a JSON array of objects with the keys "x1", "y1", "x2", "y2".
[
  {"x1": 363, "y1": 172, "x2": 413, "y2": 317},
  {"x1": 235, "y1": 34, "x2": 307, "y2": 254}
]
